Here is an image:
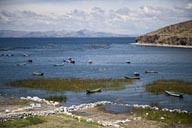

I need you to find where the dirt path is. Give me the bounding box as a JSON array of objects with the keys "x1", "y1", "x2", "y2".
[{"x1": 72, "y1": 107, "x2": 166, "y2": 128}]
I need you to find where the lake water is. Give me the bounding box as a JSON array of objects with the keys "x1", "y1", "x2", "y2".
[{"x1": 0, "y1": 37, "x2": 192, "y2": 111}]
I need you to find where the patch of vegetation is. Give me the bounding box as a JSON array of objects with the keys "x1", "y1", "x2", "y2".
[
  {"x1": 43, "y1": 114, "x2": 102, "y2": 128},
  {"x1": 61, "y1": 113, "x2": 102, "y2": 127},
  {"x1": 133, "y1": 107, "x2": 192, "y2": 125},
  {"x1": 45, "y1": 96, "x2": 67, "y2": 102},
  {"x1": 145, "y1": 80, "x2": 192, "y2": 94},
  {"x1": 0, "y1": 117, "x2": 45, "y2": 128},
  {"x1": 6, "y1": 78, "x2": 132, "y2": 92}
]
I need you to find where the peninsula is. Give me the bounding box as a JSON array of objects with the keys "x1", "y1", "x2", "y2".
[{"x1": 135, "y1": 20, "x2": 192, "y2": 48}]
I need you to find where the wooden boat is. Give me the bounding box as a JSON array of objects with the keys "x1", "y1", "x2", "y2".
[
  {"x1": 16, "y1": 63, "x2": 27, "y2": 66},
  {"x1": 86, "y1": 88, "x2": 102, "y2": 94},
  {"x1": 32, "y1": 72, "x2": 44, "y2": 76},
  {"x1": 134, "y1": 72, "x2": 140, "y2": 76},
  {"x1": 53, "y1": 63, "x2": 64, "y2": 66},
  {"x1": 165, "y1": 91, "x2": 183, "y2": 98},
  {"x1": 88, "y1": 60, "x2": 93, "y2": 64},
  {"x1": 124, "y1": 76, "x2": 140, "y2": 79},
  {"x1": 23, "y1": 54, "x2": 30, "y2": 57},
  {"x1": 27, "y1": 59, "x2": 33, "y2": 62},
  {"x1": 145, "y1": 70, "x2": 158, "y2": 73},
  {"x1": 64, "y1": 58, "x2": 75, "y2": 64}
]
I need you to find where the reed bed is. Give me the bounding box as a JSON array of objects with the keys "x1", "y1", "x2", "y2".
[
  {"x1": 145, "y1": 79, "x2": 192, "y2": 94},
  {"x1": 7, "y1": 78, "x2": 132, "y2": 92}
]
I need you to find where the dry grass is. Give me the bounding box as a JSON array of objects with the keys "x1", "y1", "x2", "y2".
[
  {"x1": 25, "y1": 114, "x2": 105, "y2": 128},
  {"x1": 133, "y1": 107, "x2": 192, "y2": 125}
]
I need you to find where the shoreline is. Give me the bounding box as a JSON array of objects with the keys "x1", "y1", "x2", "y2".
[
  {"x1": 1, "y1": 96, "x2": 191, "y2": 128},
  {"x1": 132, "y1": 43, "x2": 192, "y2": 49}
]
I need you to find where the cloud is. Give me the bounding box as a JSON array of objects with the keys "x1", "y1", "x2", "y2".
[
  {"x1": 0, "y1": 3, "x2": 191, "y2": 34},
  {"x1": 185, "y1": 3, "x2": 192, "y2": 9}
]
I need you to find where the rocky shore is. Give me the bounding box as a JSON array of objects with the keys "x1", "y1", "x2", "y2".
[
  {"x1": 132, "y1": 43, "x2": 192, "y2": 48},
  {"x1": 0, "y1": 96, "x2": 191, "y2": 127}
]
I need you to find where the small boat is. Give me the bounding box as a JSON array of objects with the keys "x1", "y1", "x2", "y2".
[
  {"x1": 124, "y1": 76, "x2": 140, "y2": 79},
  {"x1": 27, "y1": 59, "x2": 33, "y2": 62},
  {"x1": 88, "y1": 60, "x2": 93, "y2": 64},
  {"x1": 134, "y1": 72, "x2": 140, "y2": 76},
  {"x1": 86, "y1": 88, "x2": 102, "y2": 94},
  {"x1": 53, "y1": 63, "x2": 64, "y2": 66},
  {"x1": 126, "y1": 61, "x2": 131, "y2": 64},
  {"x1": 165, "y1": 91, "x2": 183, "y2": 98},
  {"x1": 23, "y1": 54, "x2": 30, "y2": 57},
  {"x1": 145, "y1": 70, "x2": 158, "y2": 73},
  {"x1": 64, "y1": 58, "x2": 75, "y2": 64},
  {"x1": 32, "y1": 72, "x2": 44, "y2": 76},
  {"x1": 16, "y1": 63, "x2": 27, "y2": 66}
]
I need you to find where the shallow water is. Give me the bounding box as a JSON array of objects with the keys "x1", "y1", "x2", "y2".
[{"x1": 0, "y1": 37, "x2": 192, "y2": 111}]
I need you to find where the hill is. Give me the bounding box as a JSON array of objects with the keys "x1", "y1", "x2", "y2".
[
  {"x1": 0, "y1": 29, "x2": 128, "y2": 37},
  {"x1": 136, "y1": 20, "x2": 192, "y2": 46}
]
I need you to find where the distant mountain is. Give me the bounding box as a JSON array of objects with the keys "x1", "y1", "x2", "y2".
[
  {"x1": 0, "y1": 29, "x2": 129, "y2": 37},
  {"x1": 136, "y1": 20, "x2": 192, "y2": 46}
]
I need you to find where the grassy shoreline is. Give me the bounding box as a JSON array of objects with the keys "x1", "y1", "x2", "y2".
[
  {"x1": 145, "y1": 79, "x2": 192, "y2": 94},
  {"x1": 0, "y1": 114, "x2": 101, "y2": 128},
  {"x1": 0, "y1": 116, "x2": 45, "y2": 128},
  {"x1": 6, "y1": 78, "x2": 132, "y2": 92},
  {"x1": 133, "y1": 107, "x2": 192, "y2": 125}
]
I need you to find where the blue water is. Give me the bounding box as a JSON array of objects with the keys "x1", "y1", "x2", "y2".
[{"x1": 0, "y1": 37, "x2": 192, "y2": 111}]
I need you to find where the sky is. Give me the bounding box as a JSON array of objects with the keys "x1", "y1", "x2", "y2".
[{"x1": 0, "y1": 0, "x2": 191, "y2": 35}]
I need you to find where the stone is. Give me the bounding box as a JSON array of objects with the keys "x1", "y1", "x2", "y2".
[{"x1": 160, "y1": 117, "x2": 165, "y2": 120}]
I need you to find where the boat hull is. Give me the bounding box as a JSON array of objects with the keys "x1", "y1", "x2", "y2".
[
  {"x1": 124, "y1": 76, "x2": 140, "y2": 79},
  {"x1": 53, "y1": 63, "x2": 64, "y2": 66},
  {"x1": 165, "y1": 91, "x2": 183, "y2": 98},
  {"x1": 86, "y1": 88, "x2": 102, "y2": 94},
  {"x1": 32, "y1": 72, "x2": 44, "y2": 76},
  {"x1": 145, "y1": 71, "x2": 158, "y2": 73}
]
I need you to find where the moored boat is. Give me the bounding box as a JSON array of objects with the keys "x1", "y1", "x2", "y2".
[
  {"x1": 145, "y1": 70, "x2": 158, "y2": 73},
  {"x1": 86, "y1": 88, "x2": 102, "y2": 94},
  {"x1": 134, "y1": 72, "x2": 140, "y2": 76},
  {"x1": 32, "y1": 72, "x2": 44, "y2": 76},
  {"x1": 88, "y1": 60, "x2": 93, "y2": 64},
  {"x1": 27, "y1": 59, "x2": 33, "y2": 62},
  {"x1": 124, "y1": 76, "x2": 140, "y2": 79},
  {"x1": 165, "y1": 91, "x2": 183, "y2": 98},
  {"x1": 23, "y1": 54, "x2": 30, "y2": 57},
  {"x1": 64, "y1": 58, "x2": 75, "y2": 64},
  {"x1": 16, "y1": 63, "x2": 27, "y2": 66}
]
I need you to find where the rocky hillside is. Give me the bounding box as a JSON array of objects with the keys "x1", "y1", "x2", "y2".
[{"x1": 136, "y1": 20, "x2": 192, "y2": 46}]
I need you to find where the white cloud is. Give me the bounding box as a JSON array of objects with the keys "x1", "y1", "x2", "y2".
[
  {"x1": 186, "y1": 3, "x2": 192, "y2": 9},
  {"x1": 0, "y1": 1, "x2": 191, "y2": 35}
]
